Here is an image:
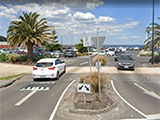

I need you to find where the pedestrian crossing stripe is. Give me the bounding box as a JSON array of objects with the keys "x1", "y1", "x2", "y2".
[
  {"x1": 20, "y1": 87, "x2": 50, "y2": 91},
  {"x1": 20, "y1": 82, "x2": 55, "y2": 91}
]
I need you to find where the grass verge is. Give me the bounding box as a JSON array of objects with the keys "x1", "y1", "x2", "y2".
[{"x1": 0, "y1": 73, "x2": 26, "y2": 80}]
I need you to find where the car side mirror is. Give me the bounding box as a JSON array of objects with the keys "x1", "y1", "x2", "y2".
[{"x1": 61, "y1": 61, "x2": 65, "y2": 63}]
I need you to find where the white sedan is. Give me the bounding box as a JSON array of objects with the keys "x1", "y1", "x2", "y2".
[{"x1": 32, "y1": 58, "x2": 66, "y2": 81}]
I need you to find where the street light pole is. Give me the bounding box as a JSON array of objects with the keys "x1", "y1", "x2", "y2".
[
  {"x1": 152, "y1": 0, "x2": 155, "y2": 64},
  {"x1": 97, "y1": 28, "x2": 101, "y2": 99}
]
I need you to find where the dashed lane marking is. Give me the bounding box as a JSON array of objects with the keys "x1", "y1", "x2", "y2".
[{"x1": 15, "y1": 90, "x2": 37, "y2": 106}]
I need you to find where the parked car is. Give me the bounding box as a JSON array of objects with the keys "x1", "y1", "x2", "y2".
[
  {"x1": 64, "y1": 49, "x2": 77, "y2": 57},
  {"x1": 32, "y1": 58, "x2": 66, "y2": 81},
  {"x1": 106, "y1": 48, "x2": 115, "y2": 56},
  {"x1": 17, "y1": 51, "x2": 27, "y2": 55},
  {"x1": 117, "y1": 54, "x2": 135, "y2": 70},
  {"x1": 99, "y1": 50, "x2": 106, "y2": 56},
  {"x1": 134, "y1": 47, "x2": 139, "y2": 51},
  {"x1": 114, "y1": 52, "x2": 122, "y2": 61}
]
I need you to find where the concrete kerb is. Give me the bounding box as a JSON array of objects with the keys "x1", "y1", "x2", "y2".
[
  {"x1": 69, "y1": 102, "x2": 117, "y2": 115},
  {"x1": 0, "y1": 74, "x2": 26, "y2": 88},
  {"x1": 67, "y1": 78, "x2": 118, "y2": 115}
]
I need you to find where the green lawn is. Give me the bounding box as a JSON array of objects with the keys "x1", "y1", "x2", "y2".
[{"x1": 0, "y1": 73, "x2": 26, "y2": 80}]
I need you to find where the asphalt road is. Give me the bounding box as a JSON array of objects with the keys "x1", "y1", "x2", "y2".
[
  {"x1": 0, "y1": 56, "x2": 91, "y2": 120},
  {"x1": 110, "y1": 51, "x2": 160, "y2": 119},
  {"x1": 0, "y1": 51, "x2": 159, "y2": 120}
]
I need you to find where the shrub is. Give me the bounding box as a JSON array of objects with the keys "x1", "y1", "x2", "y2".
[
  {"x1": 80, "y1": 72, "x2": 107, "y2": 93},
  {"x1": 0, "y1": 53, "x2": 9, "y2": 62},
  {"x1": 93, "y1": 55, "x2": 107, "y2": 66},
  {"x1": 8, "y1": 54, "x2": 20, "y2": 63},
  {"x1": 149, "y1": 55, "x2": 160, "y2": 63},
  {"x1": 19, "y1": 55, "x2": 28, "y2": 62},
  {"x1": 140, "y1": 50, "x2": 159, "y2": 56},
  {"x1": 76, "y1": 52, "x2": 87, "y2": 56}
]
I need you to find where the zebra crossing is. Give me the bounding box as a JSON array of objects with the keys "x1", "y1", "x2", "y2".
[{"x1": 20, "y1": 82, "x2": 55, "y2": 91}]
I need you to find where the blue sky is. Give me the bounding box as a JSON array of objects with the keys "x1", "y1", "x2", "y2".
[{"x1": 0, "y1": 0, "x2": 159, "y2": 45}]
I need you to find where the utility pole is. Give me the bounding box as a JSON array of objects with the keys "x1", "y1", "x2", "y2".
[
  {"x1": 97, "y1": 28, "x2": 101, "y2": 99},
  {"x1": 151, "y1": 0, "x2": 155, "y2": 64}
]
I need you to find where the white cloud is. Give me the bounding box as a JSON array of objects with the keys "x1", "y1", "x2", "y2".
[
  {"x1": 4, "y1": 8, "x2": 18, "y2": 14},
  {"x1": 0, "y1": 12, "x2": 16, "y2": 19},
  {"x1": 125, "y1": 17, "x2": 134, "y2": 21},
  {"x1": 131, "y1": 36, "x2": 142, "y2": 39},
  {"x1": 73, "y1": 12, "x2": 95, "y2": 20},
  {"x1": 86, "y1": 0, "x2": 103, "y2": 9},
  {"x1": 0, "y1": 6, "x2": 7, "y2": 10},
  {"x1": 124, "y1": 21, "x2": 140, "y2": 28},
  {"x1": 98, "y1": 16, "x2": 115, "y2": 22}
]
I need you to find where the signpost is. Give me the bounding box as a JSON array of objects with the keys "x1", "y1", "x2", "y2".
[
  {"x1": 83, "y1": 35, "x2": 92, "y2": 72},
  {"x1": 91, "y1": 35, "x2": 105, "y2": 99},
  {"x1": 77, "y1": 81, "x2": 91, "y2": 104}
]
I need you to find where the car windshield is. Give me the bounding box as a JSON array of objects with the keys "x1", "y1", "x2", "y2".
[
  {"x1": 36, "y1": 62, "x2": 53, "y2": 67},
  {"x1": 66, "y1": 50, "x2": 72, "y2": 52},
  {"x1": 119, "y1": 55, "x2": 133, "y2": 61}
]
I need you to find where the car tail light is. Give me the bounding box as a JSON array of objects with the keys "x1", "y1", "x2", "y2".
[
  {"x1": 48, "y1": 66, "x2": 55, "y2": 70},
  {"x1": 33, "y1": 67, "x2": 37, "y2": 70}
]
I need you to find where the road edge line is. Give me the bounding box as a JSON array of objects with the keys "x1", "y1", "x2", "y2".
[
  {"x1": 48, "y1": 80, "x2": 76, "y2": 120},
  {"x1": 110, "y1": 80, "x2": 150, "y2": 119}
]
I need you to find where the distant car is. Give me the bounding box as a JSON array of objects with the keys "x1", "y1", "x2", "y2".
[
  {"x1": 114, "y1": 52, "x2": 122, "y2": 61},
  {"x1": 106, "y1": 48, "x2": 115, "y2": 56},
  {"x1": 64, "y1": 49, "x2": 77, "y2": 57},
  {"x1": 32, "y1": 58, "x2": 66, "y2": 81},
  {"x1": 99, "y1": 50, "x2": 106, "y2": 56},
  {"x1": 17, "y1": 51, "x2": 27, "y2": 55},
  {"x1": 117, "y1": 54, "x2": 135, "y2": 70},
  {"x1": 134, "y1": 47, "x2": 139, "y2": 51}
]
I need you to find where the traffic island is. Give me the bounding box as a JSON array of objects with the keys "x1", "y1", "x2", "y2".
[
  {"x1": 70, "y1": 92, "x2": 117, "y2": 115},
  {"x1": 69, "y1": 72, "x2": 117, "y2": 115}
]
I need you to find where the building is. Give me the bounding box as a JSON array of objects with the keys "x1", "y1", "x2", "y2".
[{"x1": 0, "y1": 36, "x2": 8, "y2": 48}]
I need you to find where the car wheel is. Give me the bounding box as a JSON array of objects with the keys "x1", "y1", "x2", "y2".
[
  {"x1": 64, "y1": 66, "x2": 66, "y2": 73},
  {"x1": 56, "y1": 72, "x2": 59, "y2": 80}
]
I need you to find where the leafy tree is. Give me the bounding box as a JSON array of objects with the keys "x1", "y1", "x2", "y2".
[
  {"x1": 75, "y1": 39, "x2": 87, "y2": 53},
  {"x1": 144, "y1": 17, "x2": 160, "y2": 50},
  {"x1": 44, "y1": 29, "x2": 62, "y2": 51},
  {"x1": 7, "y1": 12, "x2": 52, "y2": 63}
]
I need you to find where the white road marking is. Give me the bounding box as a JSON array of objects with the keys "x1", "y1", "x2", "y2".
[
  {"x1": 31, "y1": 87, "x2": 36, "y2": 90},
  {"x1": 15, "y1": 90, "x2": 37, "y2": 106},
  {"x1": 148, "y1": 113, "x2": 160, "y2": 119},
  {"x1": 49, "y1": 80, "x2": 76, "y2": 120},
  {"x1": 111, "y1": 80, "x2": 150, "y2": 119},
  {"x1": 134, "y1": 83, "x2": 160, "y2": 100},
  {"x1": 26, "y1": 87, "x2": 31, "y2": 90},
  {"x1": 121, "y1": 114, "x2": 160, "y2": 120},
  {"x1": 121, "y1": 118, "x2": 146, "y2": 120},
  {"x1": 45, "y1": 87, "x2": 49, "y2": 90},
  {"x1": 80, "y1": 61, "x2": 88, "y2": 65}
]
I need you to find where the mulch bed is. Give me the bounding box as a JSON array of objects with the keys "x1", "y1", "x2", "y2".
[
  {"x1": 74, "y1": 92, "x2": 114, "y2": 110},
  {"x1": 147, "y1": 63, "x2": 160, "y2": 67}
]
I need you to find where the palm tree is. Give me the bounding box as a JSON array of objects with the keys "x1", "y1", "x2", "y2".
[
  {"x1": 145, "y1": 17, "x2": 160, "y2": 50},
  {"x1": 7, "y1": 12, "x2": 52, "y2": 63}
]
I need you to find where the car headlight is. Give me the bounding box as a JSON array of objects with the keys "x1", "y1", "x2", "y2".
[
  {"x1": 129, "y1": 63, "x2": 134, "y2": 66},
  {"x1": 118, "y1": 63, "x2": 122, "y2": 66}
]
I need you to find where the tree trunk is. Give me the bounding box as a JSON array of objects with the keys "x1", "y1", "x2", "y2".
[{"x1": 27, "y1": 42, "x2": 34, "y2": 63}]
